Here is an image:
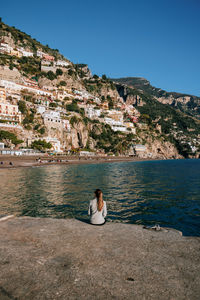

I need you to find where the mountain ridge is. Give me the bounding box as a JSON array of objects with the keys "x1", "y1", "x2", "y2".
[{"x1": 112, "y1": 77, "x2": 200, "y2": 119}]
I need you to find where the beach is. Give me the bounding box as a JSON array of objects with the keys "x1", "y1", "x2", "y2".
[
  {"x1": 0, "y1": 155, "x2": 153, "y2": 169},
  {"x1": 0, "y1": 216, "x2": 199, "y2": 299}
]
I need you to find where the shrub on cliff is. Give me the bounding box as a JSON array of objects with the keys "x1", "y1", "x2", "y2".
[
  {"x1": 0, "y1": 130, "x2": 23, "y2": 145},
  {"x1": 56, "y1": 68, "x2": 63, "y2": 76},
  {"x1": 66, "y1": 100, "x2": 80, "y2": 113},
  {"x1": 18, "y1": 100, "x2": 27, "y2": 114},
  {"x1": 31, "y1": 140, "x2": 52, "y2": 151}
]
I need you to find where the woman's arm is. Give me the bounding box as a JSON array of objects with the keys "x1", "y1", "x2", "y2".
[
  {"x1": 88, "y1": 202, "x2": 91, "y2": 216},
  {"x1": 102, "y1": 201, "x2": 107, "y2": 218}
]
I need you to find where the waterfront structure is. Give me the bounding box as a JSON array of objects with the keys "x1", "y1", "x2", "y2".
[
  {"x1": 133, "y1": 144, "x2": 147, "y2": 152},
  {"x1": 79, "y1": 151, "x2": 96, "y2": 156},
  {"x1": 44, "y1": 137, "x2": 62, "y2": 152}
]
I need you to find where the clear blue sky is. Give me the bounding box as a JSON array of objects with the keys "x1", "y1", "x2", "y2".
[{"x1": 1, "y1": 0, "x2": 200, "y2": 96}]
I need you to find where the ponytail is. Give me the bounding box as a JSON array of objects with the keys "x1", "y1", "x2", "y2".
[{"x1": 95, "y1": 189, "x2": 103, "y2": 211}]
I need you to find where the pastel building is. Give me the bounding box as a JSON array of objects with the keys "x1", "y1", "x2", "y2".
[
  {"x1": 42, "y1": 54, "x2": 55, "y2": 61},
  {"x1": 10, "y1": 49, "x2": 22, "y2": 58},
  {"x1": 0, "y1": 88, "x2": 22, "y2": 124},
  {"x1": 0, "y1": 87, "x2": 6, "y2": 102},
  {"x1": 37, "y1": 50, "x2": 45, "y2": 57}
]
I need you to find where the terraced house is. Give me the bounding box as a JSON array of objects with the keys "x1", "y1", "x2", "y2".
[{"x1": 0, "y1": 87, "x2": 22, "y2": 125}]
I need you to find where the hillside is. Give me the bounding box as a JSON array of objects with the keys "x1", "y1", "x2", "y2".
[
  {"x1": 113, "y1": 77, "x2": 200, "y2": 119},
  {"x1": 0, "y1": 19, "x2": 200, "y2": 159}
]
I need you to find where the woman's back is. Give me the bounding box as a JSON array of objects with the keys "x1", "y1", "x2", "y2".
[{"x1": 88, "y1": 198, "x2": 107, "y2": 225}]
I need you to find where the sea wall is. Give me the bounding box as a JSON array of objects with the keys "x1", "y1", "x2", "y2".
[{"x1": 0, "y1": 217, "x2": 200, "y2": 299}]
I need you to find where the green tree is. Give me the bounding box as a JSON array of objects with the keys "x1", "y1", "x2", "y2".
[
  {"x1": 107, "y1": 95, "x2": 114, "y2": 109},
  {"x1": 59, "y1": 80, "x2": 67, "y2": 86},
  {"x1": 38, "y1": 127, "x2": 45, "y2": 134},
  {"x1": 49, "y1": 102, "x2": 58, "y2": 108},
  {"x1": 70, "y1": 116, "x2": 79, "y2": 127},
  {"x1": 46, "y1": 71, "x2": 56, "y2": 81},
  {"x1": 18, "y1": 100, "x2": 27, "y2": 114},
  {"x1": 0, "y1": 130, "x2": 23, "y2": 145},
  {"x1": 31, "y1": 139, "x2": 52, "y2": 151},
  {"x1": 93, "y1": 74, "x2": 99, "y2": 79},
  {"x1": 68, "y1": 69, "x2": 74, "y2": 76},
  {"x1": 66, "y1": 100, "x2": 80, "y2": 113},
  {"x1": 56, "y1": 68, "x2": 63, "y2": 76}
]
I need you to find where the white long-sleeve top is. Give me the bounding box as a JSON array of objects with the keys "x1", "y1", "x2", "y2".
[{"x1": 88, "y1": 198, "x2": 107, "y2": 225}]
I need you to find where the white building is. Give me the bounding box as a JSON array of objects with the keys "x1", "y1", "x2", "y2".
[
  {"x1": 0, "y1": 42, "x2": 13, "y2": 54},
  {"x1": 85, "y1": 106, "x2": 101, "y2": 119},
  {"x1": 0, "y1": 142, "x2": 4, "y2": 149},
  {"x1": 18, "y1": 48, "x2": 33, "y2": 57},
  {"x1": 43, "y1": 110, "x2": 61, "y2": 123},
  {"x1": 104, "y1": 117, "x2": 128, "y2": 132},
  {"x1": 134, "y1": 144, "x2": 146, "y2": 152},
  {"x1": 44, "y1": 137, "x2": 62, "y2": 152},
  {"x1": 0, "y1": 80, "x2": 53, "y2": 97},
  {"x1": 37, "y1": 50, "x2": 45, "y2": 58},
  {"x1": 37, "y1": 106, "x2": 46, "y2": 114},
  {"x1": 55, "y1": 60, "x2": 69, "y2": 67}
]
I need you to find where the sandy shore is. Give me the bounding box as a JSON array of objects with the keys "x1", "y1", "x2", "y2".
[
  {"x1": 0, "y1": 155, "x2": 154, "y2": 169},
  {"x1": 0, "y1": 216, "x2": 199, "y2": 299}
]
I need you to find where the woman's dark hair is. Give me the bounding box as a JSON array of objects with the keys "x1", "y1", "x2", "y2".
[{"x1": 94, "y1": 189, "x2": 103, "y2": 211}]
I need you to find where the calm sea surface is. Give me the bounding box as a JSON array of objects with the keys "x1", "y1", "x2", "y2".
[{"x1": 0, "y1": 159, "x2": 200, "y2": 236}]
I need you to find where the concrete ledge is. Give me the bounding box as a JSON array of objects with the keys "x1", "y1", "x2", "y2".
[{"x1": 0, "y1": 217, "x2": 199, "y2": 299}]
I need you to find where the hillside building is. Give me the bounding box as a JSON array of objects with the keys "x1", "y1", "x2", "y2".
[
  {"x1": 42, "y1": 54, "x2": 54, "y2": 61},
  {"x1": 17, "y1": 48, "x2": 33, "y2": 57},
  {"x1": 0, "y1": 42, "x2": 13, "y2": 54},
  {"x1": 0, "y1": 87, "x2": 22, "y2": 125},
  {"x1": 0, "y1": 80, "x2": 53, "y2": 97},
  {"x1": 85, "y1": 106, "x2": 101, "y2": 119},
  {"x1": 55, "y1": 60, "x2": 69, "y2": 67}
]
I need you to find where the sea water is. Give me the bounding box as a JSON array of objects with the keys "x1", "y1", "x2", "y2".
[{"x1": 0, "y1": 159, "x2": 199, "y2": 236}]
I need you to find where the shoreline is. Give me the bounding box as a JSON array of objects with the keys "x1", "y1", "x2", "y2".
[
  {"x1": 0, "y1": 155, "x2": 191, "y2": 169},
  {"x1": 0, "y1": 155, "x2": 158, "y2": 169},
  {"x1": 0, "y1": 216, "x2": 199, "y2": 299}
]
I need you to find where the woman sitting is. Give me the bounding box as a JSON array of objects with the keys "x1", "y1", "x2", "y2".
[{"x1": 88, "y1": 189, "x2": 107, "y2": 225}]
